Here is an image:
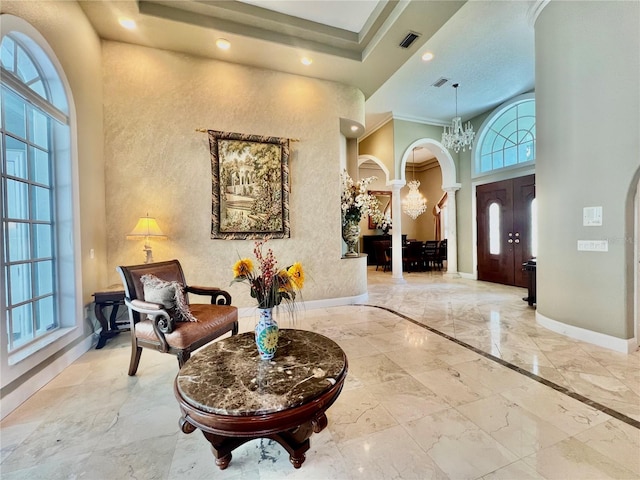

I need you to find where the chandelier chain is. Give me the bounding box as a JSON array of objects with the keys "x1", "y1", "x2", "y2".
[{"x1": 442, "y1": 82, "x2": 475, "y2": 153}]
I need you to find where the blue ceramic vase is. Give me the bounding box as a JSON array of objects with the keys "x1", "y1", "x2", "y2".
[{"x1": 255, "y1": 308, "x2": 279, "y2": 360}]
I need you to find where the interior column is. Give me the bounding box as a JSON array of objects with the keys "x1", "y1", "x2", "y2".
[
  {"x1": 389, "y1": 180, "x2": 406, "y2": 280},
  {"x1": 443, "y1": 185, "x2": 460, "y2": 275}
]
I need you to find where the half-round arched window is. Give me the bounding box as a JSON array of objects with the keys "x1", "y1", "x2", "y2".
[{"x1": 473, "y1": 94, "x2": 535, "y2": 176}]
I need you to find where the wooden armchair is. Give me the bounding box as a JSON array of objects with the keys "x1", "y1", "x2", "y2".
[{"x1": 117, "y1": 259, "x2": 238, "y2": 376}]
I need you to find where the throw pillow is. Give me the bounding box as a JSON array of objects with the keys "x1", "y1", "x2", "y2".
[{"x1": 140, "y1": 274, "x2": 198, "y2": 322}]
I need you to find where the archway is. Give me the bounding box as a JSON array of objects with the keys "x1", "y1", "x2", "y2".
[
  {"x1": 399, "y1": 138, "x2": 460, "y2": 275},
  {"x1": 357, "y1": 154, "x2": 391, "y2": 184},
  {"x1": 357, "y1": 154, "x2": 405, "y2": 279}
]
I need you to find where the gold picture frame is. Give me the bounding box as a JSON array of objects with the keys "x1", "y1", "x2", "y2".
[{"x1": 368, "y1": 190, "x2": 392, "y2": 229}]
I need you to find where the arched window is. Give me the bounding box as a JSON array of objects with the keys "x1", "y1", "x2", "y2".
[
  {"x1": 1, "y1": 29, "x2": 71, "y2": 355},
  {"x1": 473, "y1": 94, "x2": 535, "y2": 176}
]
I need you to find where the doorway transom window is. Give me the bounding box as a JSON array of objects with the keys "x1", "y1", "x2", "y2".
[{"x1": 474, "y1": 95, "x2": 535, "y2": 176}]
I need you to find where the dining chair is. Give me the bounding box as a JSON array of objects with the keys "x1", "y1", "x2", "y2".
[
  {"x1": 373, "y1": 240, "x2": 392, "y2": 272},
  {"x1": 423, "y1": 241, "x2": 439, "y2": 270}
]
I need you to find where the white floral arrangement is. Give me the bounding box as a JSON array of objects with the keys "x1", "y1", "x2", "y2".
[
  {"x1": 371, "y1": 210, "x2": 392, "y2": 231},
  {"x1": 340, "y1": 170, "x2": 381, "y2": 224}
]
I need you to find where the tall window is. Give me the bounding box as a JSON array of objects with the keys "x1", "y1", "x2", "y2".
[
  {"x1": 1, "y1": 33, "x2": 68, "y2": 352},
  {"x1": 488, "y1": 202, "x2": 501, "y2": 255},
  {"x1": 531, "y1": 198, "x2": 538, "y2": 258},
  {"x1": 474, "y1": 95, "x2": 535, "y2": 176}
]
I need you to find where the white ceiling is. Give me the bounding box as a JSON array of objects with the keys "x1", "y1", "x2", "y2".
[
  {"x1": 366, "y1": 0, "x2": 536, "y2": 132},
  {"x1": 79, "y1": 0, "x2": 536, "y2": 143},
  {"x1": 237, "y1": 0, "x2": 380, "y2": 33}
]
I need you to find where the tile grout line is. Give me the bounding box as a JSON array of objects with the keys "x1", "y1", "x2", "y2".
[{"x1": 358, "y1": 304, "x2": 640, "y2": 430}]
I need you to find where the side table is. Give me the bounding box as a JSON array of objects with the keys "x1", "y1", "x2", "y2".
[{"x1": 92, "y1": 284, "x2": 126, "y2": 349}]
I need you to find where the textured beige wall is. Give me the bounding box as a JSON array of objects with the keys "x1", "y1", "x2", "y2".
[{"x1": 103, "y1": 41, "x2": 367, "y2": 307}]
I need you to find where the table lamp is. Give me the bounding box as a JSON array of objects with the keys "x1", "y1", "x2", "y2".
[{"x1": 126, "y1": 214, "x2": 167, "y2": 263}]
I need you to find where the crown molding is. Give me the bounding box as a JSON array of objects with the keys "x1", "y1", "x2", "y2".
[{"x1": 393, "y1": 113, "x2": 448, "y2": 127}]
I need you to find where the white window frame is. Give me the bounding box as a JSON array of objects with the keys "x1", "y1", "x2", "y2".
[
  {"x1": 1, "y1": 15, "x2": 81, "y2": 384},
  {"x1": 472, "y1": 93, "x2": 536, "y2": 178}
]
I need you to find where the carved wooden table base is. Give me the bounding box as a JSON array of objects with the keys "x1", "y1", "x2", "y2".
[{"x1": 180, "y1": 412, "x2": 328, "y2": 469}]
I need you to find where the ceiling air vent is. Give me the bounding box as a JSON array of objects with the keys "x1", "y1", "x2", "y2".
[
  {"x1": 431, "y1": 77, "x2": 449, "y2": 88},
  {"x1": 399, "y1": 31, "x2": 420, "y2": 49}
]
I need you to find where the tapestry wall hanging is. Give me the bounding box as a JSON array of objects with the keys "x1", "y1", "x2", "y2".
[{"x1": 208, "y1": 130, "x2": 290, "y2": 239}]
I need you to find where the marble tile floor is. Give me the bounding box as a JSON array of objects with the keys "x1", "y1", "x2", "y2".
[
  {"x1": 366, "y1": 269, "x2": 640, "y2": 426},
  {"x1": 1, "y1": 270, "x2": 639, "y2": 479}
]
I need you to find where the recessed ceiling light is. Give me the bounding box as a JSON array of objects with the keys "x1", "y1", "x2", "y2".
[
  {"x1": 118, "y1": 18, "x2": 137, "y2": 30},
  {"x1": 301, "y1": 57, "x2": 313, "y2": 66},
  {"x1": 350, "y1": 125, "x2": 359, "y2": 132},
  {"x1": 421, "y1": 52, "x2": 434, "y2": 62},
  {"x1": 216, "y1": 38, "x2": 231, "y2": 50}
]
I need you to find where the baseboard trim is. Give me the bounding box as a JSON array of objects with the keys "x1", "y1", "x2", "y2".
[
  {"x1": 1, "y1": 334, "x2": 95, "y2": 420},
  {"x1": 238, "y1": 293, "x2": 369, "y2": 318},
  {"x1": 459, "y1": 272, "x2": 476, "y2": 280},
  {"x1": 536, "y1": 311, "x2": 638, "y2": 354}
]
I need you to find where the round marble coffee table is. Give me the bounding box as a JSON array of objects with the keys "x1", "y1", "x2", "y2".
[{"x1": 174, "y1": 329, "x2": 348, "y2": 469}]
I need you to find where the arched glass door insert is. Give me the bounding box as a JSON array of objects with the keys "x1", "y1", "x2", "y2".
[
  {"x1": 531, "y1": 198, "x2": 538, "y2": 258},
  {"x1": 489, "y1": 202, "x2": 501, "y2": 255}
]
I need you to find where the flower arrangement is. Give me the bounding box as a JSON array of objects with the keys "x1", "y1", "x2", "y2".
[
  {"x1": 370, "y1": 210, "x2": 392, "y2": 233},
  {"x1": 340, "y1": 170, "x2": 383, "y2": 224},
  {"x1": 231, "y1": 240, "x2": 304, "y2": 310}
]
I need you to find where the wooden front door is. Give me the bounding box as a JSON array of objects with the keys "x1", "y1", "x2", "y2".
[{"x1": 477, "y1": 175, "x2": 535, "y2": 287}]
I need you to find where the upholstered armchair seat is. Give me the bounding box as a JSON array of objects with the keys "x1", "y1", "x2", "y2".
[
  {"x1": 117, "y1": 259, "x2": 239, "y2": 375},
  {"x1": 132, "y1": 304, "x2": 238, "y2": 349}
]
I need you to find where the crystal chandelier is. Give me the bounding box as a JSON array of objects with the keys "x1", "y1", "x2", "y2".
[
  {"x1": 442, "y1": 83, "x2": 475, "y2": 153},
  {"x1": 402, "y1": 149, "x2": 427, "y2": 220}
]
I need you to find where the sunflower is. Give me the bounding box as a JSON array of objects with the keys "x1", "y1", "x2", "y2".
[
  {"x1": 231, "y1": 241, "x2": 304, "y2": 312},
  {"x1": 233, "y1": 258, "x2": 253, "y2": 278},
  {"x1": 276, "y1": 270, "x2": 292, "y2": 291},
  {"x1": 287, "y1": 262, "x2": 305, "y2": 289}
]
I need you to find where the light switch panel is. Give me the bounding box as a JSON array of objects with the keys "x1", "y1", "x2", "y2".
[
  {"x1": 583, "y1": 206, "x2": 603, "y2": 226},
  {"x1": 577, "y1": 240, "x2": 608, "y2": 252}
]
